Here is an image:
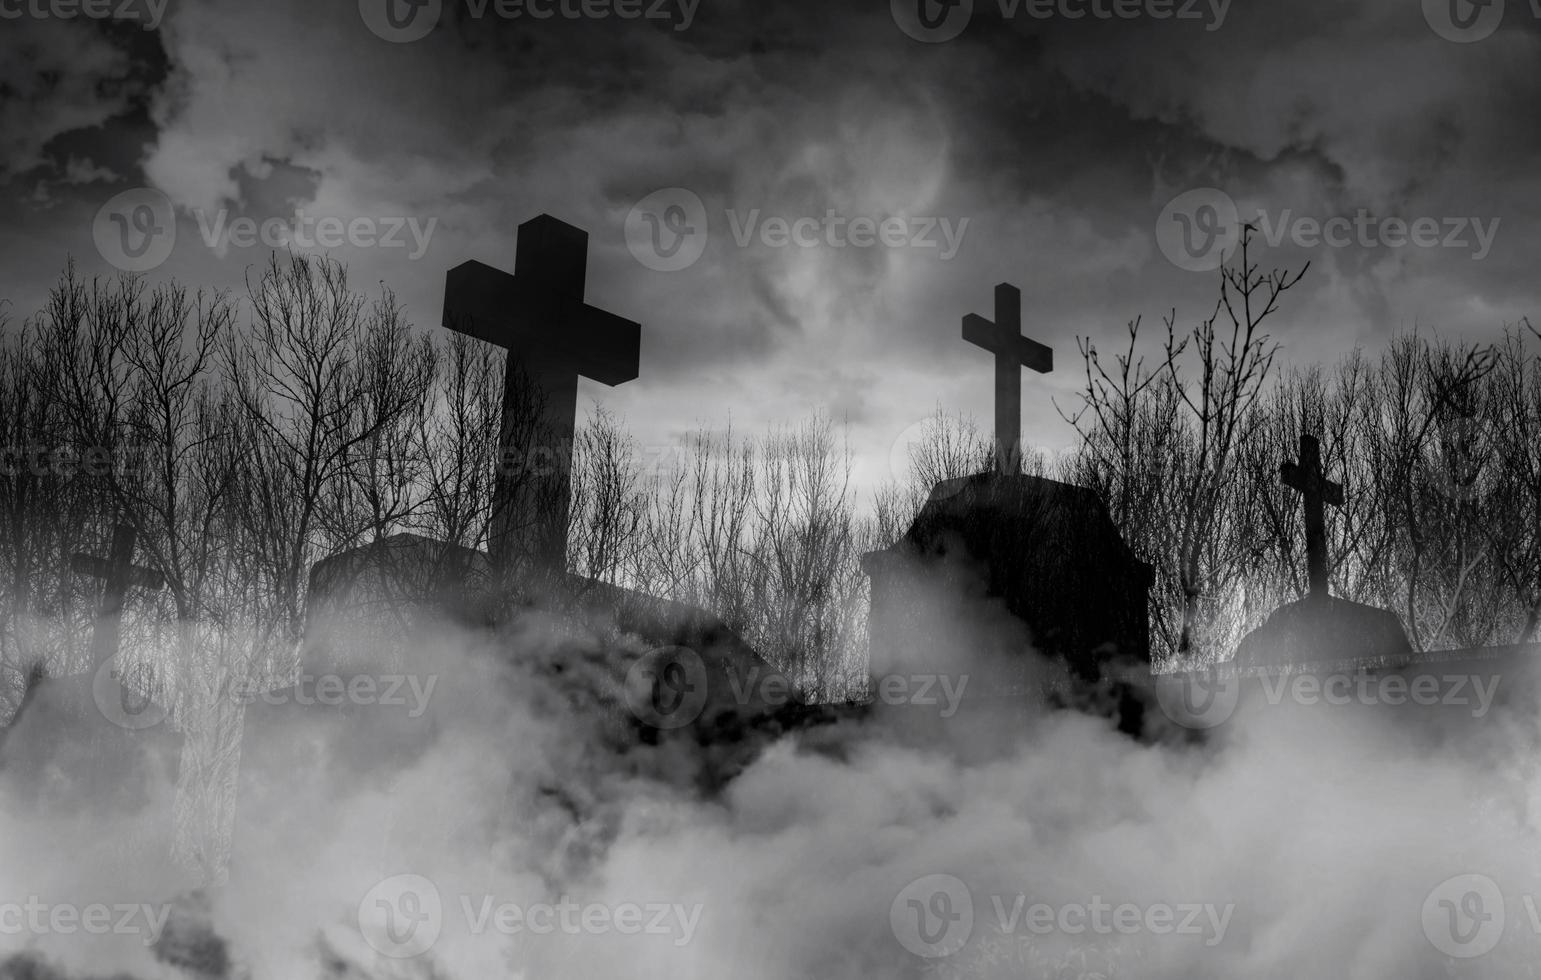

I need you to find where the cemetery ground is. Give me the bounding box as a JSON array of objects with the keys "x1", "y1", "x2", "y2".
[{"x1": 3, "y1": 224, "x2": 1541, "y2": 978}]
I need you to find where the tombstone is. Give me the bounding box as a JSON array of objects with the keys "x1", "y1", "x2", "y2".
[
  {"x1": 234, "y1": 529, "x2": 810, "y2": 884},
  {"x1": 234, "y1": 217, "x2": 810, "y2": 873},
  {"x1": 71, "y1": 522, "x2": 167, "y2": 667},
  {"x1": 1150, "y1": 437, "x2": 1541, "y2": 739},
  {"x1": 435, "y1": 215, "x2": 798, "y2": 736},
  {"x1": 301, "y1": 531, "x2": 500, "y2": 676},
  {"x1": 287, "y1": 533, "x2": 805, "y2": 744},
  {"x1": 964, "y1": 283, "x2": 1053, "y2": 474},
  {"x1": 0, "y1": 523, "x2": 181, "y2": 865},
  {"x1": 863, "y1": 284, "x2": 1153, "y2": 730},
  {"x1": 865, "y1": 476, "x2": 1153, "y2": 675},
  {"x1": 1233, "y1": 435, "x2": 1411, "y2": 667},
  {"x1": 442, "y1": 214, "x2": 641, "y2": 579}
]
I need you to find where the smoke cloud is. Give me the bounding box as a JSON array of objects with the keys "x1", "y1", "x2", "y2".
[{"x1": 5, "y1": 604, "x2": 1541, "y2": 979}]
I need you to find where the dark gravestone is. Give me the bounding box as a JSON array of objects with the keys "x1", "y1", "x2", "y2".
[
  {"x1": 1281, "y1": 433, "x2": 1340, "y2": 600},
  {"x1": 238, "y1": 533, "x2": 496, "y2": 801},
  {"x1": 864, "y1": 474, "x2": 1153, "y2": 689},
  {"x1": 442, "y1": 214, "x2": 641, "y2": 579},
  {"x1": 301, "y1": 531, "x2": 499, "y2": 676},
  {"x1": 236, "y1": 529, "x2": 808, "y2": 873},
  {"x1": 1232, "y1": 596, "x2": 1411, "y2": 667},
  {"x1": 233, "y1": 217, "x2": 811, "y2": 876},
  {"x1": 0, "y1": 661, "x2": 181, "y2": 847},
  {"x1": 1235, "y1": 435, "x2": 1410, "y2": 666},
  {"x1": 0, "y1": 665, "x2": 188, "y2": 975},
  {"x1": 963, "y1": 282, "x2": 1052, "y2": 474},
  {"x1": 1147, "y1": 441, "x2": 1523, "y2": 737},
  {"x1": 864, "y1": 284, "x2": 1151, "y2": 724},
  {"x1": 234, "y1": 550, "x2": 817, "y2": 890},
  {"x1": 1, "y1": 522, "x2": 180, "y2": 823},
  {"x1": 571, "y1": 578, "x2": 804, "y2": 743},
  {"x1": 292, "y1": 533, "x2": 799, "y2": 737},
  {"x1": 234, "y1": 533, "x2": 494, "y2": 881},
  {"x1": 232, "y1": 536, "x2": 812, "y2": 890},
  {"x1": 70, "y1": 522, "x2": 167, "y2": 667},
  {"x1": 240, "y1": 214, "x2": 644, "y2": 845}
]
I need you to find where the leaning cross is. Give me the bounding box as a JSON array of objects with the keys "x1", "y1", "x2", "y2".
[
  {"x1": 1280, "y1": 434, "x2": 1344, "y2": 601},
  {"x1": 442, "y1": 214, "x2": 641, "y2": 575},
  {"x1": 962, "y1": 282, "x2": 1053, "y2": 475},
  {"x1": 70, "y1": 521, "x2": 165, "y2": 668}
]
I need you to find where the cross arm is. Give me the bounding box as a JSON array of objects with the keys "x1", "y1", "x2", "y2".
[
  {"x1": 1016, "y1": 334, "x2": 1053, "y2": 374},
  {"x1": 962, "y1": 314, "x2": 1053, "y2": 373},
  {"x1": 1280, "y1": 463, "x2": 1346, "y2": 508},
  {"x1": 443, "y1": 261, "x2": 641, "y2": 386},
  {"x1": 70, "y1": 553, "x2": 166, "y2": 591},
  {"x1": 1279, "y1": 461, "x2": 1301, "y2": 490},
  {"x1": 961, "y1": 312, "x2": 996, "y2": 352}
]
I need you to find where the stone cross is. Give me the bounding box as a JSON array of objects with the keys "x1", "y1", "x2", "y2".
[
  {"x1": 1280, "y1": 434, "x2": 1343, "y2": 601},
  {"x1": 70, "y1": 521, "x2": 165, "y2": 668},
  {"x1": 442, "y1": 214, "x2": 641, "y2": 575},
  {"x1": 962, "y1": 282, "x2": 1052, "y2": 475}
]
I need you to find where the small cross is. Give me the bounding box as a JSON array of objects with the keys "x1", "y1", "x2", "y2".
[
  {"x1": 442, "y1": 214, "x2": 641, "y2": 574},
  {"x1": 1280, "y1": 434, "x2": 1343, "y2": 601},
  {"x1": 70, "y1": 522, "x2": 165, "y2": 668},
  {"x1": 962, "y1": 282, "x2": 1053, "y2": 475}
]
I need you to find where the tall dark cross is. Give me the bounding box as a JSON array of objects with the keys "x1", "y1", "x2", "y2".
[
  {"x1": 442, "y1": 214, "x2": 641, "y2": 575},
  {"x1": 70, "y1": 522, "x2": 165, "y2": 668},
  {"x1": 1280, "y1": 434, "x2": 1344, "y2": 601},
  {"x1": 962, "y1": 283, "x2": 1053, "y2": 475}
]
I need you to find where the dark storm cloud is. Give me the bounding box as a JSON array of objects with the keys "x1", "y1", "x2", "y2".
[
  {"x1": 4, "y1": 0, "x2": 1541, "y2": 487},
  {"x1": 1, "y1": 21, "x2": 126, "y2": 181}
]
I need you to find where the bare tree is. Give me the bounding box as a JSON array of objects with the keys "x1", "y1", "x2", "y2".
[
  {"x1": 0, "y1": 308, "x2": 97, "y2": 706},
  {"x1": 1405, "y1": 341, "x2": 1504, "y2": 649},
  {"x1": 417, "y1": 332, "x2": 500, "y2": 551},
  {"x1": 1491, "y1": 321, "x2": 1541, "y2": 642},
  {"x1": 569, "y1": 406, "x2": 645, "y2": 587},
  {"x1": 224, "y1": 252, "x2": 427, "y2": 643},
  {"x1": 745, "y1": 414, "x2": 861, "y2": 694},
  {"x1": 687, "y1": 422, "x2": 758, "y2": 628},
  {"x1": 631, "y1": 441, "x2": 701, "y2": 601},
  {"x1": 1059, "y1": 318, "x2": 1192, "y2": 655},
  {"x1": 1161, "y1": 225, "x2": 1307, "y2": 659},
  {"x1": 322, "y1": 289, "x2": 438, "y2": 548}
]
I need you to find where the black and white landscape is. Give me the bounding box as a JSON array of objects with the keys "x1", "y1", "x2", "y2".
[{"x1": 2, "y1": 0, "x2": 1541, "y2": 977}]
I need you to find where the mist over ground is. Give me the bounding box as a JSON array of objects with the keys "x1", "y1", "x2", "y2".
[{"x1": 3, "y1": 606, "x2": 1541, "y2": 979}]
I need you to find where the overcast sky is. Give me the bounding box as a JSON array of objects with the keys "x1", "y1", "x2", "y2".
[{"x1": 3, "y1": 0, "x2": 1540, "y2": 497}]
